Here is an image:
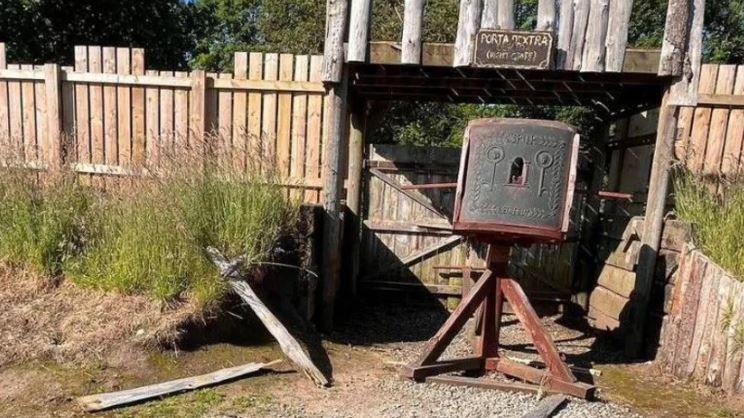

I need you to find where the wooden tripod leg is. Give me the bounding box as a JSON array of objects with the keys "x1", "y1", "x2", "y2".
[
  {"x1": 501, "y1": 278, "x2": 576, "y2": 382},
  {"x1": 410, "y1": 270, "x2": 495, "y2": 367},
  {"x1": 476, "y1": 279, "x2": 498, "y2": 358}
]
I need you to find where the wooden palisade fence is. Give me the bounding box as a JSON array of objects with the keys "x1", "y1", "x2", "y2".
[{"x1": 0, "y1": 44, "x2": 329, "y2": 203}]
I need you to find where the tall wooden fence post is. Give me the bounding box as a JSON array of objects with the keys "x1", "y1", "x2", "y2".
[
  {"x1": 43, "y1": 64, "x2": 63, "y2": 169},
  {"x1": 402, "y1": 0, "x2": 425, "y2": 64},
  {"x1": 190, "y1": 70, "x2": 207, "y2": 146},
  {"x1": 454, "y1": 0, "x2": 484, "y2": 67},
  {"x1": 627, "y1": 0, "x2": 705, "y2": 357},
  {"x1": 347, "y1": 0, "x2": 372, "y2": 62},
  {"x1": 346, "y1": 104, "x2": 366, "y2": 297},
  {"x1": 321, "y1": 0, "x2": 350, "y2": 330}
]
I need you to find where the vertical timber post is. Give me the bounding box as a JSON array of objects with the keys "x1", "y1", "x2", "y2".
[
  {"x1": 347, "y1": 103, "x2": 366, "y2": 297},
  {"x1": 43, "y1": 64, "x2": 63, "y2": 169},
  {"x1": 402, "y1": 0, "x2": 425, "y2": 64},
  {"x1": 626, "y1": 0, "x2": 704, "y2": 357},
  {"x1": 347, "y1": 0, "x2": 372, "y2": 63},
  {"x1": 454, "y1": 0, "x2": 484, "y2": 67},
  {"x1": 321, "y1": 0, "x2": 350, "y2": 330}
]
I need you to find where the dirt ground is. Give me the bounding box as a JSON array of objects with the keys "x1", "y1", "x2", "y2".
[{"x1": 2, "y1": 296, "x2": 743, "y2": 418}]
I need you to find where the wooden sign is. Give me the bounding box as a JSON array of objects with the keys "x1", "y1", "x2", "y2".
[{"x1": 473, "y1": 30, "x2": 554, "y2": 70}]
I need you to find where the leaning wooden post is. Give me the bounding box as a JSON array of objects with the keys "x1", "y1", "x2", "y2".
[
  {"x1": 402, "y1": 0, "x2": 425, "y2": 64},
  {"x1": 454, "y1": 0, "x2": 484, "y2": 67},
  {"x1": 347, "y1": 0, "x2": 372, "y2": 62},
  {"x1": 626, "y1": 0, "x2": 704, "y2": 357},
  {"x1": 346, "y1": 104, "x2": 366, "y2": 297},
  {"x1": 43, "y1": 64, "x2": 63, "y2": 170},
  {"x1": 321, "y1": 0, "x2": 350, "y2": 330}
]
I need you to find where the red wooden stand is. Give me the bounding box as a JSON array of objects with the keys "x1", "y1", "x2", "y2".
[{"x1": 400, "y1": 244, "x2": 595, "y2": 399}]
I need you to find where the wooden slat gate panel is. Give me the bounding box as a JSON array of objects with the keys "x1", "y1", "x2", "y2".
[{"x1": 359, "y1": 144, "x2": 579, "y2": 307}]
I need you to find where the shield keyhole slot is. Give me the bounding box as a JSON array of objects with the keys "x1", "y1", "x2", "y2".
[{"x1": 508, "y1": 157, "x2": 527, "y2": 186}]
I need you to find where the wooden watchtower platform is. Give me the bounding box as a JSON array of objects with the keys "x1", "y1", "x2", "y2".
[{"x1": 317, "y1": 0, "x2": 705, "y2": 364}]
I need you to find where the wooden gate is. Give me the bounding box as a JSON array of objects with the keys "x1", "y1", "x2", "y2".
[{"x1": 357, "y1": 144, "x2": 580, "y2": 308}]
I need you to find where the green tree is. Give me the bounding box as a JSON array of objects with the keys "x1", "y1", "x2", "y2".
[{"x1": 0, "y1": 0, "x2": 199, "y2": 68}]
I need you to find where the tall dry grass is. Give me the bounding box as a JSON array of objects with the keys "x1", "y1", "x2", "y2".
[
  {"x1": 0, "y1": 136, "x2": 299, "y2": 307},
  {"x1": 674, "y1": 169, "x2": 744, "y2": 281}
]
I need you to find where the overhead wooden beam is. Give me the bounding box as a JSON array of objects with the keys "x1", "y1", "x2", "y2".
[
  {"x1": 348, "y1": 0, "x2": 372, "y2": 62},
  {"x1": 402, "y1": 0, "x2": 425, "y2": 64},
  {"x1": 323, "y1": 0, "x2": 349, "y2": 83},
  {"x1": 605, "y1": 0, "x2": 635, "y2": 72},
  {"x1": 454, "y1": 0, "x2": 484, "y2": 67}
]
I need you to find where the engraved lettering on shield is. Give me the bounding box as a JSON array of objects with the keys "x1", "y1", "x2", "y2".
[
  {"x1": 535, "y1": 151, "x2": 554, "y2": 197},
  {"x1": 487, "y1": 146, "x2": 505, "y2": 187}
]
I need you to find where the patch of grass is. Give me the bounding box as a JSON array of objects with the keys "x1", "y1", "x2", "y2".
[
  {"x1": 674, "y1": 170, "x2": 744, "y2": 281},
  {"x1": 0, "y1": 143, "x2": 298, "y2": 308},
  {"x1": 116, "y1": 389, "x2": 225, "y2": 418},
  {"x1": 0, "y1": 170, "x2": 92, "y2": 276}
]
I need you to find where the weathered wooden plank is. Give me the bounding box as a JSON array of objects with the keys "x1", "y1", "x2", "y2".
[
  {"x1": 605, "y1": 0, "x2": 634, "y2": 72},
  {"x1": 247, "y1": 52, "x2": 263, "y2": 167},
  {"x1": 581, "y1": 0, "x2": 609, "y2": 72},
  {"x1": 402, "y1": 0, "x2": 425, "y2": 64},
  {"x1": 131, "y1": 49, "x2": 145, "y2": 167},
  {"x1": 722, "y1": 280, "x2": 744, "y2": 392},
  {"x1": 207, "y1": 247, "x2": 331, "y2": 387},
  {"x1": 658, "y1": 0, "x2": 692, "y2": 77},
  {"x1": 596, "y1": 265, "x2": 636, "y2": 298},
  {"x1": 0, "y1": 43, "x2": 7, "y2": 150},
  {"x1": 536, "y1": 0, "x2": 557, "y2": 32},
  {"x1": 671, "y1": 253, "x2": 705, "y2": 377},
  {"x1": 277, "y1": 54, "x2": 293, "y2": 179},
  {"x1": 86, "y1": 47, "x2": 104, "y2": 170},
  {"x1": 77, "y1": 361, "x2": 279, "y2": 412},
  {"x1": 160, "y1": 71, "x2": 176, "y2": 157},
  {"x1": 145, "y1": 69, "x2": 160, "y2": 166},
  {"x1": 33, "y1": 68, "x2": 46, "y2": 163},
  {"x1": 322, "y1": 0, "x2": 349, "y2": 82},
  {"x1": 305, "y1": 56, "x2": 323, "y2": 203},
  {"x1": 43, "y1": 64, "x2": 63, "y2": 169},
  {"x1": 206, "y1": 72, "x2": 218, "y2": 134},
  {"x1": 692, "y1": 266, "x2": 721, "y2": 380},
  {"x1": 688, "y1": 65, "x2": 719, "y2": 172},
  {"x1": 290, "y1": 55, "x2": 309, "y2": 201},
  {"x1": 173, "y1": 72, "x2": 189, "y2": 156},
  {"x1": 217, "y1": 72, "x2": 233, "y2": 161},
  {"x1": 454, "y1": 0, "x2": 483, "y2": 67},
  {"x1": 348, "y1": 0, "x2": 372, "y2": 63},
  {"x1": 668, "y1": 0, "x2": 705, "y2": 106},
  {"x1": 568, "y1": 0, "x2": 590, "y2": 70},
  {"x1": 116, "y1": 48, "x2": 132, "y2": 166},
  {"x1": 233, "y1": 52, "x2": 248, "y2": 170},
  {"x1": 20, "y1": 64, "x2": 37, "y2": 161},
  {"x1": 481, "y1": 0, "x2": 498, "y2": 28},
  {"x1": 521, "y1": 395, "x2": 568, "y2": 418},
  {"x1": 706, "y1": 269, "x2": 733, "y2": 386},
  {"x1": 103, "y1": 47, "x2": 118, "y2": 166},
  {"x1": 556, "y1": 0, "x2": 574, "y2": 69},
  {"x1": 189, "y1": 70, "x2": 207, "y2": 146},
  {"x1": 497, "y1": 0, "x2": 515, "y2": 29},
  {"x1": 589, "y1": 286, "x2": 628, "y2": 321},
  {"x1": 722, "y1": 66, "x2": 744, "y2": 175},
  {"x1": 703, "y1": 65, "x2": 736, "y2": 175},
  {"x1": 262, "y1": 54, "x2": 279, "y2": 165}
]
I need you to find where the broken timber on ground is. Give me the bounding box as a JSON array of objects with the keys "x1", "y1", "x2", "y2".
[
  {"x1": 207, "y1": 247, "x2": 331, "y2": 387},
  {"x1": 77, "y1": 360, "x2": 280, "y2": 412}
]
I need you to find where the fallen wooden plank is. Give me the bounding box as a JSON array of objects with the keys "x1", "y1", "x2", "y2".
[
  {"x1": 207, "y1": 247, "x2": 331, "y2": 387},
  {"x1": 77, "y1": 360, "x2": 280, "y2": 412},
  {"x1": 521, "y1": 394, "x2": 568, "y2": 418}
]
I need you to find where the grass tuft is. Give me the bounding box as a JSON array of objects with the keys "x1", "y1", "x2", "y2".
[
  {"x1": 674, "y1": 170, "x2": 744, "y2": 281},
  {"x1": 0, "y1": 140, "x2": 298, "y2": 308}
]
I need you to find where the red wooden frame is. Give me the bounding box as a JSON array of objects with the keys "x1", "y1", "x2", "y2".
[{"x1": 400, "y1": 244, "x2": 596, "y2": 399}]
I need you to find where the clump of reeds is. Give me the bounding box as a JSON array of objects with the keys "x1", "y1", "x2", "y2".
[
  {"x1": 0, "y1": 134, "x2": 298, "y2": 308},
  {"x1": 673, "y1": 169, "x2": 744, "y2": 281}
]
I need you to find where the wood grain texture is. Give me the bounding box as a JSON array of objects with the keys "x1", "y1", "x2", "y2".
[
  {"x1": 131, "y1": 49, "x2": 145, "y2": 167},
  {"x1": 581, "y1": 0, "x2": 609, "y2": 72},
  {"x1": 402, "y1": 0, "x2": 425, "y2": 64},
  {"x1": 481, "y1": 0, "x2": 498, "y2": 28},
  {"x1": 497, "y1": 0, "x2": 515, "y2": 29},
  {"x1": 568, "y1": 0, "x2": 590, "y2": 70},
  {"x1": 536, "y1": 0, "x2": 557, "y2": 32},
  {"x1": 703, "y1": 65, "x2": 736, "y2": 175},
  {"x1": 721, "y1": 65, "x2": 744, "y2": 175},
  {"x1": 556, "y1": 0, "x2": 574, "y2": 69},
  {"x1": 322, "y1": 0, "x2": 349, "y2": 82},
  {"x1": 103, "y1": 47, "x2": 117, "y2": 166},
  {"x1": 658, "y1": 0, "x2": 692, "y2": 77},
  {"x1": 277, "y1": 54, "x2": 294, "y2": 179},
  {"x1": 454, "y1": 0, "x2": 484, "y2": 67},
  {"x1": 605, "y1": 0, "x2": 634, "y2": 71},
  {"x1": 348, "y1": 0, "x2": 372, "y2": 62}
]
